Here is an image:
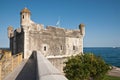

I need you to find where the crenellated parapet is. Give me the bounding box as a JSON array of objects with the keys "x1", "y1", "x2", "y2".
[
  {"x1": 28, "y1": 23, "x2": 44, "y2": 31},
  {"x1": 33, "y1": 25, "x2": 84, "y2": 38}
]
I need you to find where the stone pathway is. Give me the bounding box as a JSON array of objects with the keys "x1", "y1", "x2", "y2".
[
  {"x1": 108, "y1": 66, "x2": 120, "y2": 77},
  {"x1": 15, "y1": 54, "x2": 37, "y2": 80}
]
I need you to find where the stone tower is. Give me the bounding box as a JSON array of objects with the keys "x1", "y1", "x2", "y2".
[
  {"x1": 20, "y1": 7, "x2": 31, "y2": 27},
  {"x1": 7, "y1": 26, "x2": 14, "y2": 38},
  {"x1": 7, "y1": 26, "x2": 14, "y2": 54},
  {"x1": 79, "y1": 24, "x2": 85, "y2": 36}
]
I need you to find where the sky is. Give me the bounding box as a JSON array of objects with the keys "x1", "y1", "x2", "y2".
[{"x1": 0, "y1": 0, "x2": 120, "y2": 48}]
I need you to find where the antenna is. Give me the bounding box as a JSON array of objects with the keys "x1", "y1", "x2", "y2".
[{"x1": 56, "y1": 16, "x2": 60, "y2": 27}]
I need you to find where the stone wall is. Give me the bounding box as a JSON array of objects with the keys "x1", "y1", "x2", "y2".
[
  {"x1": 15, "y1": 30, "x2": 24, "y2": 54},
  {"x1": 28, "y1": 26, "x2": 83, "y2": 57},
  {"x1": 29, "y1": 31, "x2": 66, "y2": 56},
  {"x1": 10, "y1": 29, "x2": 24, "y2": 56},
  {"x1": 47, "y1": 56, "x2": 67, "y2": 73},
  {"x1": 65, "y1": 37, "x2": 83, "y2": 55},
  {"x1": 0, "y1": 52, "x2": 23, "y2": 80}
]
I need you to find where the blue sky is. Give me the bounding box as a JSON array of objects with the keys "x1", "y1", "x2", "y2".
[{"x1": 0, "y1": 0, "x2": 120, "y2": 47}]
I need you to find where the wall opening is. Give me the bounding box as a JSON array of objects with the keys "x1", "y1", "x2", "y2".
[
  {"x1": 23, "y1": 15, "x2": 24, "y2": 19},
  {"x1": 44, "y1": 46, "x2": 46, "y2": 51},
  {"x1": 73, "y1": 45, "x2": 75, "y2": 50},
  {"x1": 60, "y1": 45, "x2": 63, "y2": 50}
]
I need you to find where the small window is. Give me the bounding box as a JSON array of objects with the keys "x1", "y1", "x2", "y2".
[
  {"x1": 60, "y1": 46, "x2": 63, "y2": 50},
  {"x1": 73, "y1": 46, "x2": 75, "y2": 50},
  {"x1": 44, "y1": 46, "x2": 46, "y2": 51},
  {"x1": 23, "y1": 15, "x2": 24, "y2": 19}
]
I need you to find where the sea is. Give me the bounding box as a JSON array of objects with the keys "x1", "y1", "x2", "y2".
[
  {"x1": 84, "y1": 47, "x2": 120, "y2": 68},
  {"x1": 1, "y1": 47, "x2": 120, "y2": 67}
]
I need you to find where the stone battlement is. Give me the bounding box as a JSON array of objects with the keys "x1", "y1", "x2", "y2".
[{"x1": 29, "y1": 26, "x2": 81, "y2": 38}]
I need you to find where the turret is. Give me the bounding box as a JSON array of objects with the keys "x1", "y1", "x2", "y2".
[
  {"x1": 20, "y1": 7, "x2": 31, "y2": 27},
  {"x1": 7, "y1": 26, "x2": 14, "y2": 38},
  {"x1": 79, "y1": 24, "x2": 85, "y2": 36}
]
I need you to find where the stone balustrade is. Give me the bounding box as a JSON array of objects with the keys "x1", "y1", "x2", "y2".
[{"x1": 0, "y1": 52, "x2": 23, "y2": 80}]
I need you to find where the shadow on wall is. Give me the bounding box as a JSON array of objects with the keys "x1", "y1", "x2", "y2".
[{"x1": 15, "y1": 51, "x2": 37, "y2": 80}]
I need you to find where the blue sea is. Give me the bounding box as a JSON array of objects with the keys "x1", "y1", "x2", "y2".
[
  {"x1": 84, "y1": 47, "x2": 120, "y2": 68},
  {"x1": 1, "y1": 47, "x2": 120, "y2": 67}
]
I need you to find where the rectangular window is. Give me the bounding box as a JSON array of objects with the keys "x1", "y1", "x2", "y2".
[
  {"x1": 44, "y1": 46, "x2": 46, "y2": 51},
  {"x1": 73, "y1": 46, "x2": 75, "y2": 50},
  {"x1": 61, "y1": 46, "x2": 63, "y2": 50},
  {"x1": 23, "y1": 15, "x2": 24, "y2": 19}
]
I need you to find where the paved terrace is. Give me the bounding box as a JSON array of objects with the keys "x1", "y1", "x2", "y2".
[
  {"x1": 4, "y1": 51, "x2": 68, "y2": 80},
  {"x1": 108, "y1": 66, "x2": 120, "y2": 77}
]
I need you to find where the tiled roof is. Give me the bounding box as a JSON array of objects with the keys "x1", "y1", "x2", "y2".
[{"x1": 20, "y1": 7, "x2": 30, "y2": 13}]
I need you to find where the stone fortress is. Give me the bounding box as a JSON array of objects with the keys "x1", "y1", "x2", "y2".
[{"x1": 7, "y1": 8, "x2": 85, "y2": 72}]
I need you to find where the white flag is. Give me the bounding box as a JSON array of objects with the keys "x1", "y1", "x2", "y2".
[{"x1": 56, "y1": 17, "x2": 60, "y2": 27}]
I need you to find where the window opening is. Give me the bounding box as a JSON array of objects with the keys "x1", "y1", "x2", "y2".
[
  {"x1": 73, "y1": 45, "x2": 75, "y2": 50},
  {"x1": 44, "y1": 46, "x2": 46, "y2": 51},
  {"x1": 61, "y1": 46, "x2": 63, "y2": 50},
  {"x1": 23, "y1": 15, "x2": 24, "y2": 19}
]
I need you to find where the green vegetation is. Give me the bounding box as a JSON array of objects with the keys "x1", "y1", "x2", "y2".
[
  {"x1": 63, "y1": 53, "x2": 111, "y2": 80},
  {"x1": 104, "y1": 75, "x2": 120, "y2": 80}
]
